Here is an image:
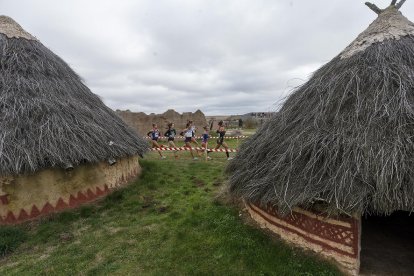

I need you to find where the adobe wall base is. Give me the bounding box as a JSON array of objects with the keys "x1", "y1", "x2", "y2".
[
  {"x1": 0, "y1": 156, "x2": 140, "y2": 224},
  {"x1": 246, "y1": 202, "x2": 360, "y2": 275}
]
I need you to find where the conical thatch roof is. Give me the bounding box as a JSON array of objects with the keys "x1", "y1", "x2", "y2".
[
  {"x1": 227, "y1": 2, "x2": 414, "y2": 216},
  {"x1": 0, "y1": 16, "x2": 148, "y2": 175}
]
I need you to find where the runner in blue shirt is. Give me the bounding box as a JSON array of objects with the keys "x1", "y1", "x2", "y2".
[
  {"x1": 147, "y1": 123, "x2": 165, "y2": 159},
  {"x1": 201, "y1": 126, "x2": 212, "y2": 160}
]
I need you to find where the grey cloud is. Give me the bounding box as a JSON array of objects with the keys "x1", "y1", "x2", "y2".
[{"x1": 2, "y1": 0, "x2": 414, "y2": 115}]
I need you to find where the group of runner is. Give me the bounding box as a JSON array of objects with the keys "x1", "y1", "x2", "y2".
[{"x1": 147, "y1": 120, "x2": 233, "y2": 160}]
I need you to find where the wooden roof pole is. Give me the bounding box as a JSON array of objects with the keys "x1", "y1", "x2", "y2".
[
  {"x1": 395, "y1": 0, "x2": 407, "y2": 9},
  {"x1": 365, "y1": 2, "x2": 382, "y2": 14},
  {"x1": 365, "y1": 0, "x2": 407, "y2": 14}
]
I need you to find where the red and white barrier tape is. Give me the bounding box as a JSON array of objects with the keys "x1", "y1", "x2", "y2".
[
  {"x1": 150, "y1": 146, "x2": 238, "y2": 153},
  {"x1": 144, "y1": 135, "x2": 248, "y2": 140}
]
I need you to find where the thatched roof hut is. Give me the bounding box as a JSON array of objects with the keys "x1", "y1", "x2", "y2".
[
  {"x1": 227, "y1": 1, "x2": 414, "y2": 275},
  {"x1": 0, "y1": 16, "x2": 148, "y2": 224}
]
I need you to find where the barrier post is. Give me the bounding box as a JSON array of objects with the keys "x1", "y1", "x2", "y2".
[{"x1": 205, "y1": 142, "x2": 208, "y2": 161}]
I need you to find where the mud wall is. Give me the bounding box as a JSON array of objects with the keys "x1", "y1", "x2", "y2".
[
  {"x1": 246, "y1": 202, "x2": 360, "y2": 275},
  {"x1": 0, "y1": 156, "x2": 140, "y2": 224}
]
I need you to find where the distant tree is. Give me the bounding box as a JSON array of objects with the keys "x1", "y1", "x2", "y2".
[{"x1": 244, "y1": 118, "x2": 257, "y2": 129}]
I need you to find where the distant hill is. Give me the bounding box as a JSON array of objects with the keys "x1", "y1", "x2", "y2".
[{"x1": 116, "y1": 109, "x2": 208, "y2": 136}]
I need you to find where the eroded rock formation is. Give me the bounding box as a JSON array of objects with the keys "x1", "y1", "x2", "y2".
[{"x1": 116, "y1": 109, "x2": 208, "y2": 135}]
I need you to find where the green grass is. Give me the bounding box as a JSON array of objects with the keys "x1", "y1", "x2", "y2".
[
  {"x1": 0, "y1": 158, "x2": 341, "y2": 275},
  {"x1": 0, "y1": 227, "x2": 27, "y2": 257}
]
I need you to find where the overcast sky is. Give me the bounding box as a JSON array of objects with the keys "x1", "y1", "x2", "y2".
[{"x1": 2, "y1": 0, "x2": 414, "y2": 115}]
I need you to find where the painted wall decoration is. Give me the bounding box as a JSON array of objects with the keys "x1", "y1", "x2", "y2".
[
  {"x1": 0, "y1": 156, "x2": 140, "y2": 224},
  {"x1": 246, "y1": 202, "x2": 360, "y2": 275}
]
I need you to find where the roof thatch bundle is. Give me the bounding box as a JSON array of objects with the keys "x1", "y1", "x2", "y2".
[
  {"x1": 0, "y1": 16, "x2": 148, "y2": 175},
  {"x1": 227, "y1": 2, "x2": 414, "y2": 216}
]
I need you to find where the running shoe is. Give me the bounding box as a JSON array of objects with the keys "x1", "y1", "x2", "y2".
[
  {"x1": 161, "y1": 156, "x2": 166, "y2": 159},
  {"x1": 227, "y1": 157, "x2": 233, "y2": 161},
  {"x1": 193, "y1": 157, "x2": 198, "y2": 160}
]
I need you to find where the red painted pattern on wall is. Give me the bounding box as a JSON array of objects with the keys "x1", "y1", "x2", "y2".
[
  {"x1": 247, "y1": 202, "x2": 359, "y2": 259},
  {"x1": 0, "y1": 185, "x2": 108, "y2": 224},
  {"x1": 55, "y1": 198, "x2": 69, "y2": 211},
  {"x1": 0, "y1": 194, "x2": 9, "y2": 205},
  {"x1": 0, "y1": 169, "x2": 138, "y2": 224}
]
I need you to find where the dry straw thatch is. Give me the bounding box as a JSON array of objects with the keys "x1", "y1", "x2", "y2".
[
  {"x1": 227, "y1": 2, "x2": 414, "y2": 216},
  {"x1": 0, "y1": 16, "x2": 148, "y2": 175}
]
